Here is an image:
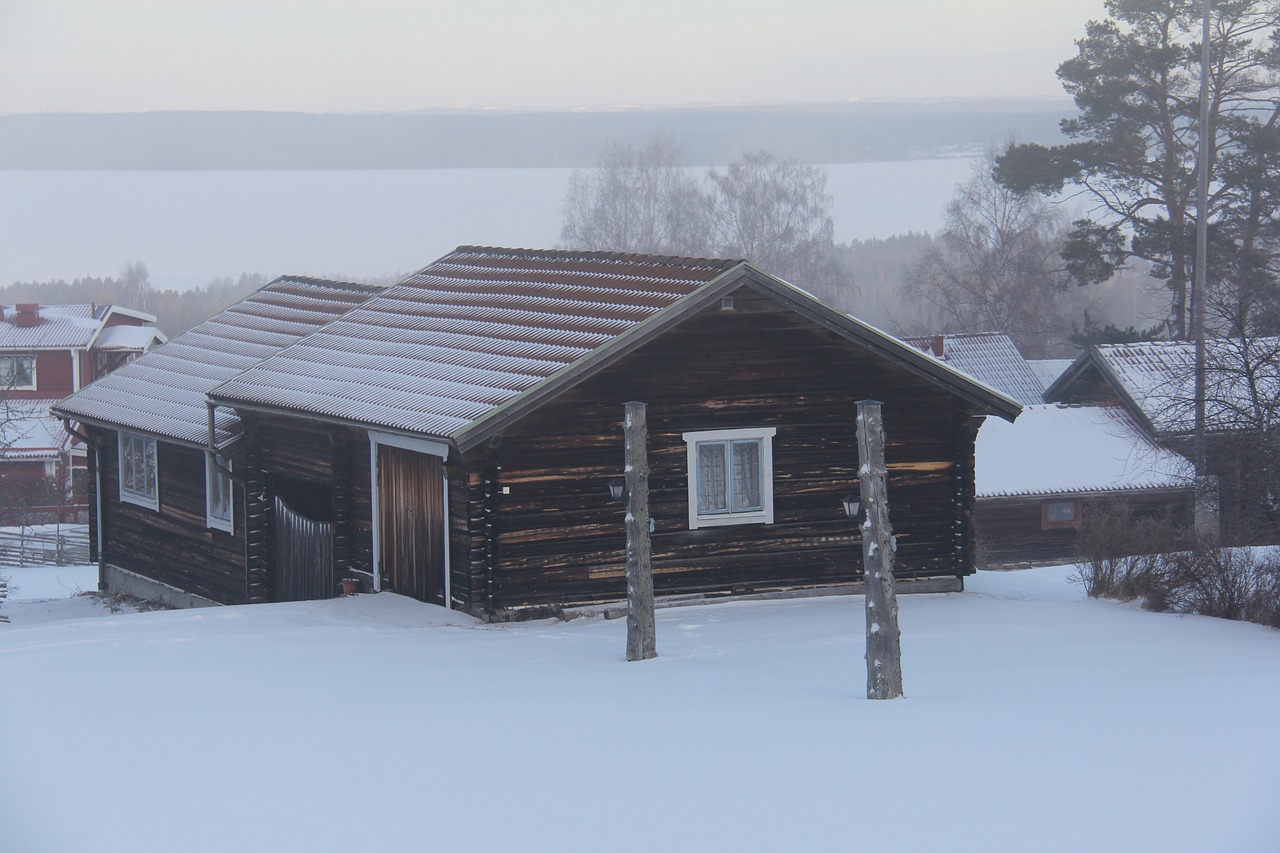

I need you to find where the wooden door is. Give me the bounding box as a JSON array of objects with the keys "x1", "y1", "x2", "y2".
[
  {"x1": 274, "y1": 495, "x2": 334, "y2": 602},
  {"x1": 378, "y1": 445, "x2": 446, "y2": 605}
]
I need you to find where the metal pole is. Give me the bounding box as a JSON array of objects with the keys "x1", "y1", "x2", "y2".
[{"x1": 1193, "y1": 0, "x2": 1213, "y2": 532}]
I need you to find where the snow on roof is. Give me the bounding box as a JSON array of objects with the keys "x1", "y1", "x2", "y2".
[
  {"x1": 210, "y1": 248, "x2": 1019, "y2": 447},
  {"x1": 0, "y1": 305, "x2": 101, "y2": 350},
  {"x1": 976, "y1": 403, "x2": 1192, "y2": 498},
  {"x1": 92, "y1": 324, "x2": 166, "y2": 351},
  {"x1": 1091, "y1": 337, "x2": 1280, "y2": 436},
  {"x1": 210, "y1": 248, "x2": 743, "y2": 441},
  {"x1": 903, "y1": 333, "x2": 1045, "y2": 406},
  {"x1": 52, "y1": 278, "x2": 388, "y2": 447},
  {"x1": 1027, "y1": 358, "x2": 1075, "y2": 393},
  {"x1": 0, "y1": 403, "x2": 72, "y2": 459},
  {"x1": 0, "y1": 304, "x2": 159, "y2": 351}
]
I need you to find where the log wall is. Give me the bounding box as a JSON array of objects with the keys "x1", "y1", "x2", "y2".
[
  {"x1": 90, "y1": 425, "x2": 247, "y2": 604},
  {"x1": 976, "y1": 488, "x2": 1194, "y2": 566},
  {"x1": 463, "y1": 292, "x2": 987, "y2": 616}
]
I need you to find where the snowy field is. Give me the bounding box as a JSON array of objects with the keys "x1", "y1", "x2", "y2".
[{"x1": 1, "y1": 564, "x2": 1277, "y2": 853}]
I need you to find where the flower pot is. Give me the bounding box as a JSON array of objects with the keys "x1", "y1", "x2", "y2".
[{"x1": 340, "y1": 578, "x2": 361, "y2": 596}]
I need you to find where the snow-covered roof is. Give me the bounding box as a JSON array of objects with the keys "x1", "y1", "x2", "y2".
[
  {"x1": 1027, "y1": 358, "x2": 1074, "y2": 394},
  {"x1": 0, "y1": 403, "x2": 72, "y2": 460},
  {"x1": 52, "y1": 277, "x2": 388, "y2": 447},
  {"x1": 0, "y1": 304, "x2": 159, "y2": 351},
  {"x1": 210, "y1": 247, "x2": 1021, "y2": 450},
  {"x1": 0, "y1": 305, "x2": 101, "y2": 350},
  {"x1": 210, "y1": 248, "x2": 744, "y2": 445},
  {"x1": 976, "y1": 403, "x2": 1192, "y2": 498},
  {"x1": 903, "y1": 333, "x2": 1045, "y2": 406},
  {"x1": 92, "y1": 324, "x2": 166, "y2": 351},
  {"x1": 1050, "y1": 337, "x2": 1280, "y2": 437}
]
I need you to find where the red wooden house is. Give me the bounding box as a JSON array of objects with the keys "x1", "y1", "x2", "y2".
[{"x1": 0, "y1": 303, "x2": 163, "y2": 521}]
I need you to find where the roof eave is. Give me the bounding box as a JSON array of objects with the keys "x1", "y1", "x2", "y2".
[
  {"x1": 202, "y1": 395, "x2": 457, "y2": 454},
  {"x1": 50, "y1": 403, "x2": 240, "y2": 451}
]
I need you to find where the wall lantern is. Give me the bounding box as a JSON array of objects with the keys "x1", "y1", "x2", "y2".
[
  {"x1": 841, "y1": 491, "x2": 862, "y2": 521},
  {"x1": 608, "y1": 479, "x2": 628, "y2": 505}
]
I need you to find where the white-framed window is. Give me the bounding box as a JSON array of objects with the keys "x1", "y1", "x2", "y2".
[
  {"x1": 206, "y1": 453, "x2": 234, "y2": 533},
  {"x1": 682, "y1": 427, "x2": 776, "y2": 529},
  {"x1": 118, "y1": 431, "x2": 158, "y2": 510},
  {"x1": 0, "y1": 354, "x2": 36, "y2": 389}
]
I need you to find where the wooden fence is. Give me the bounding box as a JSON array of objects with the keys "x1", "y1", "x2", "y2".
[{"x1": 0, "y1": 524, "x2": 91, "y2": 567}]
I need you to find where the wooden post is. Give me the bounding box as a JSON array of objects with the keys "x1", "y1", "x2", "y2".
[
  {"x1": 856, "y1": 400, "x2": 904, "y2": 700},
  {"x1": 624, "y1": 401, "x2": 656, "y2": 661}
]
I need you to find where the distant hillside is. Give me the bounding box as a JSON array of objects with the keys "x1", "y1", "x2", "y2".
[{"x1": 0, "y1": 100, "x2": 1072, "y2": 170}]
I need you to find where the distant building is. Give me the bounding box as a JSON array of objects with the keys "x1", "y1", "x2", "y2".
[
  {"x1": 0, "y1": 303, "x2": 164, "y2": 522},
  {"x1": 903, "y1": 333, "x2": 1046, "y2": 406},
  {"x1": 1026, "y1": 358, "x2": 1075, "y2": 396},
  {"x1": 976, "y1": 403, "x2": 1193, "y2": 566},
  {"x1": 1046, "y1": 338, "x2": 1280, "y2": 544}
]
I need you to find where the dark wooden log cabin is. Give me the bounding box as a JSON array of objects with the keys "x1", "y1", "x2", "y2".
[
  {"x1": 57, "y1": 248, "x2": 1021, "y2": 617},
  {"x1": 53, "y1": 276, "x2": 391, "y2": 606},
  {"x1": 1045, "y1": 340, "x2": 1280, "y2": 545}
]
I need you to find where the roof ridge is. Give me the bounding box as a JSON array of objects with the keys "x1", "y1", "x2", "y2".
[{"x1": 447, "y1": 245, "x2": 745, "y2": 270}]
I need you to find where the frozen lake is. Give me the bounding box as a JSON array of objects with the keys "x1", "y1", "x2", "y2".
[{"x1": 0, "y1": 159, "x2": 975, "y2": 289}]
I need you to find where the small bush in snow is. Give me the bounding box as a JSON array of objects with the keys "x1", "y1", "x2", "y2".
[
  {"x1": 1074, "y1": 502, "x2": 1177, "y2": 602},
  {"x1": 1078, "y1": 513, "x2": 1280, "y2": 629}
]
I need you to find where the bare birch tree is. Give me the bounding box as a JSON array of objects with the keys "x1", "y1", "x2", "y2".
[
  {"x1": 559, "y1": 136, "x2": 841, "y2": 291},
  {"x1": 906, "y1": 154, "x2": 1080, "y2": 358},
  {"x1": 560, "y1": 133, "x2": 709, "y2": 256}
]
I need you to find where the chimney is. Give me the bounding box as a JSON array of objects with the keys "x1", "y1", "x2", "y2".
[
  {"x1": 14, "y1": 303, "x2": 40, "y2": 327},
  {"x1": 929, "y1": 334, "x2": 945, "y2": 358}
]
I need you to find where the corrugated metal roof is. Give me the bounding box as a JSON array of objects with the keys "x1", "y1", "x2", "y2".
[
  {"x1": 52, "y1": 277, "x2": 388, "y2": 447},
  {"x1": 0, "y1": 305, "x2": 101, "y2": 349},
  {"x1": 1027, "y1": 358, "x2": 1075, "y2": 394},
  {"x1": 0, "y1": 304, "x2": 161, "y2": 352},
  {"x1": 211, "y1": 247, "x2": 741, "y2": 441},
  {"x1": 976, "y1": 403, "x2": 1191, "y2": 498},
  {"x1": 904, "y1": 333, "x2": 1046, "y2": 406},
  {"x1": 1092, "y1": 337, "x2": 1280, "y2": 436}
]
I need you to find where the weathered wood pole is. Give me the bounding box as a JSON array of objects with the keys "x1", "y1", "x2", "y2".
[
  {"x1": 856, "y1": 400, "x2": 904, "y2": 699},
  {"x1": 624, "y1": 401, "x2": 656, "y2": 661}
]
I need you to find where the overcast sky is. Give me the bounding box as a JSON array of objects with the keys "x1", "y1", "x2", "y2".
[{"x1": 0, "y1": 0, "x2": 1105, "y2": 114}]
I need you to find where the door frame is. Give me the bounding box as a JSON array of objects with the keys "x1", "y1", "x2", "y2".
[{"x1": 369, "y1": 430, "x2": 451, "y2": 608}]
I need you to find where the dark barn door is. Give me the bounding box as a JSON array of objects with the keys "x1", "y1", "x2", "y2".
[
  {"x1": 379, "y1": 445, "x2": 446, "y2": 605},
  {"x1": 274, "y1": 495, "x2": 334, "y2": 601}
]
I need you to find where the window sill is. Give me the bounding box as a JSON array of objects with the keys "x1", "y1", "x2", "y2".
[
  {"x1": 206, "y1": 517, "x2": 234, "y2": 535},
  {"x1": 120, "y1": 491, "x2": 159, "y2": 512},
  {"x1": 690, "y1": 512, "x2": 772, "y2": 530}
]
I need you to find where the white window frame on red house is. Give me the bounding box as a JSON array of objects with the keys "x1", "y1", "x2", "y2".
[{"x1": 0, "y1": 354, "x2": 36, "y2": 390}]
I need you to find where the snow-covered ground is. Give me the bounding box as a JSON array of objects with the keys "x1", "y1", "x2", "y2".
[
  {"x1": 2, "y1": 562, "x2": 97, "y2": 602},
  {"x1": 1, "y1": 565, "x2": 1276, "y2": 852}
]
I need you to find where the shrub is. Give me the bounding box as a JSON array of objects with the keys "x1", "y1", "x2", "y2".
[
  {"x1": 1077, "y1": 512, "x2": 1280, "y2": 629},
  {"x1": 1074, "y1": 501, "x2": 1177, "y2": 602}
]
